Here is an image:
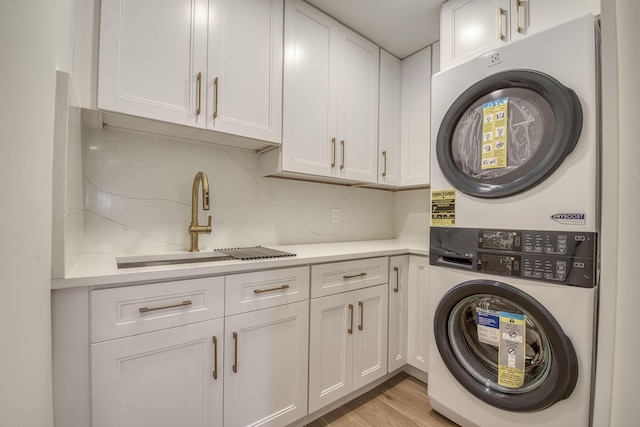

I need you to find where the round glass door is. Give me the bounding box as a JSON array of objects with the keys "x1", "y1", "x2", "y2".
[
  {"x1": 433, "y1": 280, "x2": 578, "y2": 412},
  {"x1": 436, "y1": 70, "x2": 583, "y2": 198}
]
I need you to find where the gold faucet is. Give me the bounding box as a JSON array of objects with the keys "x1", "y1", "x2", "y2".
[{"x1": 188, "y1": 171, "x2": 212, "y2": 252}]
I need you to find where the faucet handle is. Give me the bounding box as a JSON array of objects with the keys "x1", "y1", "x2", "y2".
[{"x1": 189, "y1": 215, "x2": 212, "y2": 234}]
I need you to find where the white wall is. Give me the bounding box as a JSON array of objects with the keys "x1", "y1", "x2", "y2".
[
  {"x1": 594, "y1": 0, "x2": 640, "y2": 425},
  {"x1": 0, "y1": 1, "x2": 76, "y2": 426},
  {"x1": 607, "y1": 0, "x2": 640, "y2": 425}
]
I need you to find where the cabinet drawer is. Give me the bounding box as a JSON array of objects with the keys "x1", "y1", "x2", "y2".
[
  {"x1": 311, "y1": 257, "x2": 389, "y2": 298},
  {"x1": 225, "y1": 266, "x2": 309, "y2": 316},
  {"x1": 91, "y1": 276, "x2": 224, "y2": 343}
]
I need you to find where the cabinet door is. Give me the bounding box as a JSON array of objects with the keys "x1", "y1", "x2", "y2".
[
  {"x1": 378, "y1": 50, "x2": 402, "y2": 186},
  {"x1": 407, "y1": 256, "x2": 429, "y2": 373},
  {"x1": 309, "y1": 292, "x2": 354, "y2": 413},
  {"x1": 282, "y1": 0, "x2": 339, "y2": 177},
  {"x1": 440, "y1": 0, "x2": 510, "y2": 70},
  {"x1": 207, "y1": 0, "x2": 283, "y2": 143},
  {"x1": 92, "y1": 319, "x2": 223, "y2": 427},
  {"x1": 98, "y1": 0, "x2": 208, "y2": 128},
  {"x1": 352, "y1": 284, "x2": 389, "y2": 390},
  {"x1": 400, "y1": 46, "x2": 431, "y2": 186},
  {"x1": 388, "y1": 256, "x2": 409, "y2": 372},
  {"x1": 224, "y1": 301, "x2": 309, "y2": 427},
  {"x1": 510, "y1": 0, "x2": 601, "y2": 41},
  {"x1": 336, "y1": 26, "x2": 379, "y2": 183}
]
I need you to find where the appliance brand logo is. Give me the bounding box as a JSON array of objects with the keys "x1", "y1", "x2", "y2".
[
  {"x1": 551, "y1": 213, "x2": 586, "y2": 225},
  {"x1": 488, "y1": 52, "x2": 503, "y2": 68}
]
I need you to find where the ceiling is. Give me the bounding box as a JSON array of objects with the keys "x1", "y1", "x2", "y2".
[{"x1": 305, "y1": 0, "x2": 444, "y2": 59}]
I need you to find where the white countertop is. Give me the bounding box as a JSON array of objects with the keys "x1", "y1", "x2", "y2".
[{"x1": 52, "y1": 239, "x2": 429, "y2": 289}]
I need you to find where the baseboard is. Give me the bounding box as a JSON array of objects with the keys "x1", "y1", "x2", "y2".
[{"x1": 403, "y1": 364, "x2": 428, "y2": 384}]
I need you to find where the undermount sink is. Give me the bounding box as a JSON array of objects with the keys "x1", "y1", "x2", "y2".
[{"x1": 116, "y1": 246, "x2": 296, "y2": 269}]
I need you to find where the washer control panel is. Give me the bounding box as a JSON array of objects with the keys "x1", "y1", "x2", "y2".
[{"x1": 430, "y1": 227, "x2": 597, "y2": 288}]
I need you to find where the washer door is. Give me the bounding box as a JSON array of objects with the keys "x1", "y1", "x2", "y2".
[
  {"x1": 433, "y1": 280, "x2": 578, "y2": 412},
  {"x1": 436, "y1": 70, "x2": 583, "y2": 198}
]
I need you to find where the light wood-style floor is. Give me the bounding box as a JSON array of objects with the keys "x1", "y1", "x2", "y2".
[{"x1": 305, "y1": 373, "x2": 460, "y2": 427}]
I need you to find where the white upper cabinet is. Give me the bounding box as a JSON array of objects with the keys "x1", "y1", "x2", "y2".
[
  {"x1": 98, "y1": 0, "x2": 209, "y2": 128},
  {"x1": 264, "y1": 0, "x2": 379, "y2": 184},
  {"x1": 280, "y1": 0, "x2": 339, "y2": 178},
  {"x1": 440, "y1": 0, "x2": 510, "y2": 71},
  {"x1": 98, "y1": 0, "x2": 283, "y2": 143},
  {"x1": 510, "y1": 0, "x2": 599, "y2": 42},
  {"x1": 379, "y1": 47, "x2": 433, "y2": 188},
  {"x1": 440, "y1": 0, "x2": 600, "y2": 71},
  {"x1": 378, "y1": 50, "x2": 402, "y2": 186},
  {"x1": 400, "y1": 46, "x2": 432, "y2": 187},
  {"x1": 336, "y1": 26, "x2": 380, "y2": 183},
  {"x1": 207, "y1": 0, "x2": 283, "y2": 143}
]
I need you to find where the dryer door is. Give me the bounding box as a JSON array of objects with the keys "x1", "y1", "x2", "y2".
[
  {"x1": 436, "y1": 70, "x2": 583, "y2": 198},
  {"x1": 433, "y1": 279, "x2": 578, "y2": 412}
]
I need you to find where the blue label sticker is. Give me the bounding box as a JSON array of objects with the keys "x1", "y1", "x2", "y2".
[{"x1": 476, "y1": 309, "x2": 500, "y2": 346}]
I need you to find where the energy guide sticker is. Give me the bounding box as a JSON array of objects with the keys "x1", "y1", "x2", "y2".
[
  {"x1": 498, "y1": 311, "x2": 526, "y2": 388},
  {"x1": 481, "y1": 98, "x2": 508, "y2": 170},
  {"x1": 431, "y1": 190, "x2": 456, "y2": 226}
]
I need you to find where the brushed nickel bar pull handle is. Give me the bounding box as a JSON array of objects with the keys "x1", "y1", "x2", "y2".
[
  {"x1": 382, "y1": 151, "x2": 387, "y2": 177},
  {"x1": 232, "y1": 331, "x2": 238, "y2": 373},
  {"x1": 358, "y1": 301, "x2": 364, "y2": 331},
  {"x1": 348, "y1": 304, "x2": 354, "y2": 334},
  {"x1": 343, "y1": 272, "x2": 367, "y2": 279},
  {"x1": 196, "y1": 72, "x2": 202, "y2": 115},
  {"x1": 139, "y1": 300, "x2": 192, "y2": 313},
  {"x1": 498, "y1": 8, "x2": 507, "y2": 42},
  {"x1": 254, "y1": 284, "x2": 290, "y2": 294},
  {"x1": 213, "y1": 77, "x2": 219, "y2": 118},
  {"x1": 340, "y1": 140, "x2": 345, "y2": 170},
  {"x1": 212, "y1": 336, "x2": 218, "y2": 380},
  {"x1": 331, "y1": 138, "x2": 336, "y2": 168},
  {"x1": 515, "y1": 0, "x2": 524, "y2": 33},
  {"x1": 394, "y1": 266, "x2": 399, "y2": 293}
]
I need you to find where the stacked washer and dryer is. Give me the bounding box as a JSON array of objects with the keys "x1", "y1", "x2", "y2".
[{"x1": 428, "y1": 14, "x2": 600, "y2": 427}]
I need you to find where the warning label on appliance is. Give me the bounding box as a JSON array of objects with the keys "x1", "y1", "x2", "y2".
[
  {"x1": 476, "y1": 308, "x2": 500, "y2": 346},
  {"x1": 431, "y1": 190, "x2": 456, "y2": 226},
  {"x1": 481, "y1": 98, "x2": 509, "y2": 170},
  {"x1": 498, "y1": 311, "x2": 526, "y2": 388}
]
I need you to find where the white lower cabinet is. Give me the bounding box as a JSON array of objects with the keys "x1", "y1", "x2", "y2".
[
  {"x1": 388, "y1": 255, "x2": 409, "y2": 372},
  {"x1": 86, "y1": 256, "x2": 414, "y2": 426},
  {"x1": 92, "y1": 318, "x2": 224, "y2": 427},
  {"x1": 223, "y1": 301, "x2": 309, "y2": 427},
  {"x1": 407, "y1": 255, "x2": 429, "y2": 373},
  {"x1": 308, "y1": 283, "x2": 388, "y2": 413}
]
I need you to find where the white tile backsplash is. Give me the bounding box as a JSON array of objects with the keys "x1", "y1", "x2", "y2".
[{"x1": 82, "y1": 127, "x2": 428, "y2": 254}]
